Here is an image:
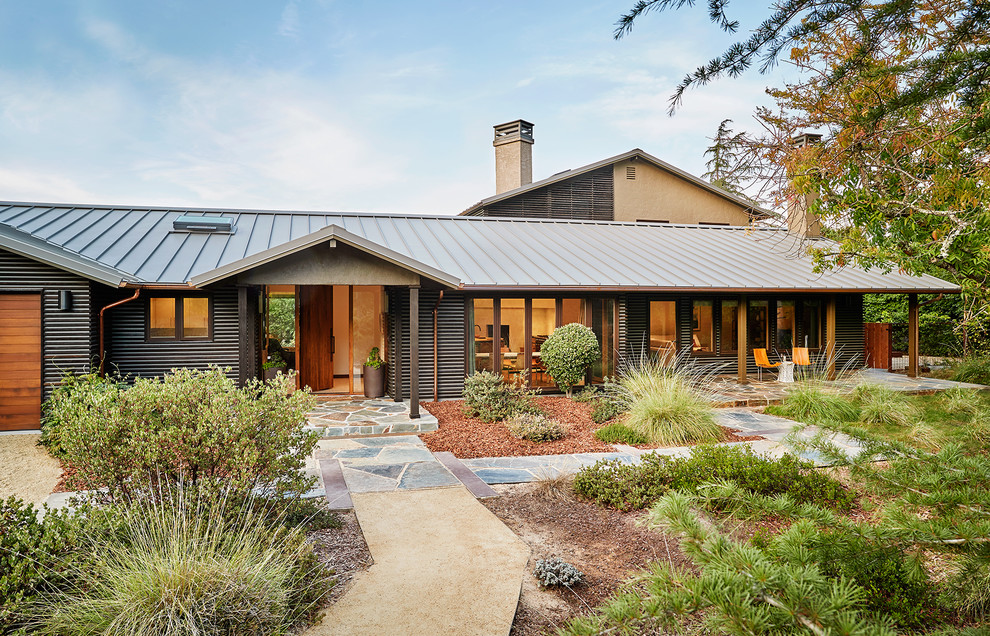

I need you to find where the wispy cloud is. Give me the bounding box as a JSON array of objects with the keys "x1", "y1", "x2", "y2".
[{"x1": 278, "y1": 1, "x2": 300, "y2": 38}]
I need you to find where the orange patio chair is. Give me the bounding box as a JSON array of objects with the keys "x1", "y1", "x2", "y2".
[
  {"x1": 754, "y1": 348, "x2": 780, "y2": 381},
  {"x1": 793, "y1": 346, "x2": 811, "y2": 379}
]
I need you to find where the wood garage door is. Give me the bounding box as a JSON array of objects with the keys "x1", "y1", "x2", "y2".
[{"x1": 0, "y1": 294, "x2": 41, "y2": 431}]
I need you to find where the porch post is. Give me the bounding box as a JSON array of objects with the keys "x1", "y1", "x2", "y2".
[
  {"x1": 826, "y1": 294, "x2": 837, "y2": 380},
  {"x1": 737, "y1": 295, "x2": 748, "y2": 384},
  {"x1": 908, "y1": 293, "x2": 919, "y2": 378},
  {"x1": 409, "y1": 286, "x2": 420, "y2": 419}
]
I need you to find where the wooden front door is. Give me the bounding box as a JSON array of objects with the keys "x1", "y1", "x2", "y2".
[
  {"x1": 297, "y1": 285, "x2": 334, "y2": 391},
  {"x1": 0, "y1": 293, "x2": 42, "y2": 431}
]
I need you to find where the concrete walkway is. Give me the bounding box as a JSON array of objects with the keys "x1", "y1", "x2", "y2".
[{"x1": 306, "y1": 486, "x2": 529, "y2": 636}]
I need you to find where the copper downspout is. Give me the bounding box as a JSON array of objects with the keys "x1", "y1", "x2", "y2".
[
  {"x1": 99, "y1": 289, "x2": 140, "y2": 376},
  {"x1": 432, "y1": 290, "x2": 444, "y2": 401}
]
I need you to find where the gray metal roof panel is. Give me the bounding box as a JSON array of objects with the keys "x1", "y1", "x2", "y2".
[{"x1": 0, "y1": 201, "x2": 959, "y2": 292}]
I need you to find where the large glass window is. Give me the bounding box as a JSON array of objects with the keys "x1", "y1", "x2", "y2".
[
  {"x1": 776, "y1": 300, "x2": 796, "y2": 351},
  {"x1": 588, "y1": 298, "x2": 614, "y2": 382},
  {"x1": 801, "y1": 300, "x2": 822, "y2": 348},
  {"x1": 560, "y1": 298, "x2": 584, "y2": 326},
  {"x1": 472, "y1": 298, "x2": 495, "y2": 373},
  {"x1": 692, "y1": 300, "x2": 714, "y2": 354},
  {"x1": 748, "y1": 300, "x2": 769, "y2": 350},
  {"x1": 500, "y1": 298, "x2": 525, "y2": 382},
  {"x1": 149, "y1": 296, "x2": 211, "y2": 341},
  {"x1": 149, "y1": 297, "x2": 176, "y2": 338},
  {"x1": 530, "y1": 299, "x2": 556, "y2": 389},
  {"x1": 649, "y1": 301, "x2": 677, "y2": 359},
  {"x1": 720, "y1": 300, "x2": 739, "y2": 354}
]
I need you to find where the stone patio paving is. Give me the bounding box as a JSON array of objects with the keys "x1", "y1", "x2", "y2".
[
  {"x1": 709, "y1": 368, "x2": 986, "y2": 406},
  {"x1": 305, "y1": 397, "x2": 438, "y2": 437}
]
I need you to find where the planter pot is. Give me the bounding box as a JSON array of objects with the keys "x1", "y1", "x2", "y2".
[
  {"x1": 263, "y1": 366, "x2": 287, "y2": 381},
  {"x1": 363, "y1": 364, "x2": 386, "y2": 398}
]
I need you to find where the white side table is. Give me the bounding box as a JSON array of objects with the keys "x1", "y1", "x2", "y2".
[{"x1": 778, "y1": 361, "x2": 795, "y2": 383}]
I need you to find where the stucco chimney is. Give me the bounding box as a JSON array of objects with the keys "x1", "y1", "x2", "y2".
[
  {"x1": 493, "y1": 120, "x2": 534, "y2": 194},
  {"x1": 787, "y1": 132, "x2": 823, "y2": 238}
]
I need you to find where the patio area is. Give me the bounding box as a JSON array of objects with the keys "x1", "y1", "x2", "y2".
[
  {"x1": 305, "y1": 396, "x2": 439, "y2": 437},
  {"x1": 709, "y1": 368, "x2": 986, "y2": 407}
]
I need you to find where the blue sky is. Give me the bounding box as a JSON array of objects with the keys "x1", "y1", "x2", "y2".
[{"x1": 0, "y1": 1, "x2": 790, "y2": 214}]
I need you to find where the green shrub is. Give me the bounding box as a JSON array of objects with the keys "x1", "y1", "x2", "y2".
[
  {"x1": 540, "y1": 323, "x2": 601, "y2": 397},
  {"x1": 574, "y1": 445, "x2": 854, "y2": 512},
  {"x1": 590, "y1": 398, "x2": 623, "y2": 424},
  {"x1": 950, "y1": 356, "x2": 990, "y2": 385},
  {"x1": 571, "y1": 385, "x2": 600, "y2": 403},
  {"x1": 40, "y1": 370, "x2": 124, "y2": 459},
  {"x1": 0, "y1": 498, "x2": 92, "y2": 634},
  {"x1": 854, "y1": 384, "x2": 920, "y2": 427},
  {"x1": 32, "y1": 491, "x2": 332, "y2": 635},
  {"x1": 50, "y1": 366, "x2": 318, "y2": 502},
  {"x1": 594, "y1": 422, "x2": 648, "y2": 445},
  {"x1": 462, "y1": 370, "x2": 538, "y2": 422},
  {"x1": 505, "y1": 413, "x2": 566, "y2": 442},
  {"x1": 767, "y1": 384, "x2": 859, "y2": 424}
]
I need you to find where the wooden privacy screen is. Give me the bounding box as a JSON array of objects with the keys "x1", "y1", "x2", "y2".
[
  {"x1": 0, "y1": 293, "x2": 42, "y2": 430},
  {"x1": 864, "y1": 322, "x2": 893, "y2": 370}
]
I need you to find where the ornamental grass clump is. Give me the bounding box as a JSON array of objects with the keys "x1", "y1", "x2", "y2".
[
  {"x1": 768, "y1": 384, "x2": 859, "y2": 424},
  {"x1": 540, "y1": 323, "x2": 601, "y2": 397},
  {"x1": 31, "y1": 489, "x2": 332, "y2": 636},
  {"x1": 854, "y1": 383, "x2": 920, "y2": 427},
  {"x1": 605, "y1": 352, "x2": 721, "y2": 446}
]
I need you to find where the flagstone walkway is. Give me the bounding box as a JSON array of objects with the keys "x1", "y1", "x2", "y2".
[{"x1": 305, "y1": 397, "x2": 438, "y2": 437}]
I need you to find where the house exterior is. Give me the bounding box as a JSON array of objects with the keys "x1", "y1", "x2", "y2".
[{"x1": 0, "y1": 121, "x2": 960, "y2": 431}]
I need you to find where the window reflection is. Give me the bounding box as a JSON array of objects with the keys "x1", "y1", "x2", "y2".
[
  {"x1": 692, "y1": 300, "x2": 714, "y2": 354},
  {"x1": 801, "y1": 300, "x2": 821, "y2": 348},
  {"x1": 748, "y1": 300, "x2": 769, "y2": 350},
  {"x1": 720, "y1": 300, "x2": 738, "y2": 354},
  {"x1": 149, "y1": 298, "x2": 176, "y2": 338},
  {"x1": 776, "y1": 300, "x2": 796, "y2": 351},
  {"x1": 472, "y1": 298, "x2": 494, "y2": 373},
  {"x1": 500, "y1": 298, "x2": 525, "y2": 382},
  {"x1": 530, "y1": 299, "x2": 555, "y2": 388},
  {"x1": 649, "y1": 301, "x2": 677, "y2": 360},
  {"x1": 183, "y1": 297, "x2": 209, "y2": 338}
]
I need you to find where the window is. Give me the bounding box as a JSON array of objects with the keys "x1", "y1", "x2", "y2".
[
  {"x1": 692, "y1": 300, "x2": 714, "y2": 354},
  {"x1": 748, "y1": 300, "x2": 769, "y2": 350},
  {"x1": 531, "y1": 299, "x2": 556, "y2": 389},
  {"x1": 148, "y1": 296, "x2": 211, "y2": 341},
  {"x1": 720, "y1": 300, "x2": 739, "y2": 354},
  {"x1": 471, "y1": 298, "x2": 495, "y2": 373},
  {"x1": 649, "y1": 301, "x2": 677, "y2": 358},
  {"x1": 500, "y1": 298, "x2": 525, "y2": 381},
  {"x1": 776, "y1": 300, "x2": 796, "y2": 350},
  {"x1": 801, "y1": 300, "x2": 822, "y2": 348}
]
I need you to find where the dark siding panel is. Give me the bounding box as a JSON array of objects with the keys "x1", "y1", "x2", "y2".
[
  {"x1": 624, "y1": 295, "x2": 649, "y2": 357},
  {"x1": 617, "y1": 295, "x2": 627, "y2": 359},
  {"x1": 387, "y1": 288, "x2": 466, "y2": 400},
  {"x1": 476, "y1": 167, "x2": 614, "y2": 220},
  {"x1": 107, "y1": 287, "x2": 240, "y2": 381},
  {"x1": 0, "y1": 249, "x2": 96, "y2": 398},
  {"x1": 836, "y1": 293, "x2": 864, "y2": 369}
]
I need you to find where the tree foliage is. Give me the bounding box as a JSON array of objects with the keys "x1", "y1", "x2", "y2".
[{"x1": 617, "y1": 0, "x2": 990, "y2": 318}]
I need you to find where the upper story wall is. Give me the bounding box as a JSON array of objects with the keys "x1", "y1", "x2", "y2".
[{"x1": 612, "y1": 159, "x2": 753, "y2": 225}]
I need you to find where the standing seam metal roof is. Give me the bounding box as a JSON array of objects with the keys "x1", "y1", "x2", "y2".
[{"x1": 0, "y1": 202, "x2": 959, "y2": 292}]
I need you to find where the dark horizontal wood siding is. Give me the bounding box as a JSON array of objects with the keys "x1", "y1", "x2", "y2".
[
  {"x1": 0, "y1": 248, "x2": 98, "y2": 399},
  {"x1": 472, "y1": 167, "x2": 614, "y2": 220},
  {"x1": 387, "y1": 288, "x2": 466, "y2": 400},
  {"x1": 836, "y1": 293, "x2": 865, "y2": 369},
  {"x1": 105, "y1": 287, "x2": 241, "y2": 381}
]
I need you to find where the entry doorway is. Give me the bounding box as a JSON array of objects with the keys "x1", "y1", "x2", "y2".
[{"x1": 263, "y1": 285, "x2": 385, "y2": 394}]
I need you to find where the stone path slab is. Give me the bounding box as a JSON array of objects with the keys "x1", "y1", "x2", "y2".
[
  {"x1": 433, "y1": 452, "x2": 498, "y2": 498},
  {"x1": 316, "y1": 436, "x2": 460, "y2": 494},
  {"x1": 306, "y1": 398, "x2": 438, "y2": 437},
  {"x1": 306, "y1": 487, "x2": 529, "y2": 636}
]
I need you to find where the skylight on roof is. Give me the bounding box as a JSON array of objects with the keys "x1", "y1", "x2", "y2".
[{"x1": 172, "y1": 215, "x2": 234, "y2": 233}]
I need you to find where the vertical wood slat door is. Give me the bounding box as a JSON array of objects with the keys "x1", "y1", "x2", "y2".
[
  {"x1": 297, "y1": 286, "x2": 334, "y2": 391},
  {"x1": 0, "y1": 294, "x2": 42, "y2": 431}
]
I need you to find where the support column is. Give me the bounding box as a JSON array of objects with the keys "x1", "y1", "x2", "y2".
[
  {"x1": 826, "y1": 294, "x2": 837, "y2": 380},
  {"x1": 737, "y1": 296, "x2": 748, "y2": 384},
  {"x1": 409, "y1": 286, "x2": 420, "y2": 419},
  {"x1": 237, "y1": 286, "x2": 249, "y2": 386},
  {"x1": 393, "y1": 290, "x2": 403, "y2": 403},
  {"x1": 908, "y1": 293, "x2": 919, "y2": 378}
]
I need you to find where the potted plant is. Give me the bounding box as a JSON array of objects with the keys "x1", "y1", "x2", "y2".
[
  {"x1": 363, "y1": 347, "x2": 386, "y2": 398},
  {"x1": 262, "y1": 352, "x2": 287, "y2": 381}
]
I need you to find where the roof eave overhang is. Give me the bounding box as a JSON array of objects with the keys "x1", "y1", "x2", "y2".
[
  {"x1": 458, "y1": 285, "x2": 962, "y2": 294},
  {"x1": 187, "y1": 224, "x2": 462, "y2": 288},
  {"x1": 0, "y1": 223, "x2": 130, "y2": 287}
]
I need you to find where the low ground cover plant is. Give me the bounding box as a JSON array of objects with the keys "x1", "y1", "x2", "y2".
[
  {"x1": 462, "y1": 370, "x2": 539, "y2": 422},
  {"x1": 590, "y1": 397, "x2": 623, "y2": 424},
  {"x1": 44, "y1": 367, "x2": 317, "y2": 502},
  {"x1": 573, "y1": 444, "x2": 854, "y2": 512},
  {"x1": 534, "y1": 557, "x2": 584, "y2": 588},
  {"x1": 593, "y1": 421, "x2": 648, "y2": 445},
  {"x1": 540, "y1": 323, "x2": 600, "y2": 397},
  {"x1": 505, "y1": 413, "x2": 566, "y2": 442}
]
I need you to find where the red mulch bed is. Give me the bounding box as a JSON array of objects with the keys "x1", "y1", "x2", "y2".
[{"x1": 419, "y1": 397, "x2": 762, "y2": 459}]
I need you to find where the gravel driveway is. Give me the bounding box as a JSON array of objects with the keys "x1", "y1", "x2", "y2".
[{"x1": 0, "y1": 434, "x2": 61, "y2": 505}]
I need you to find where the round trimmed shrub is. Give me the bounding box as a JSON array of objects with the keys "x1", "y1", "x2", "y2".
[{"x1": 540, "y1": 323, "x2": 600, "y2": 397}]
